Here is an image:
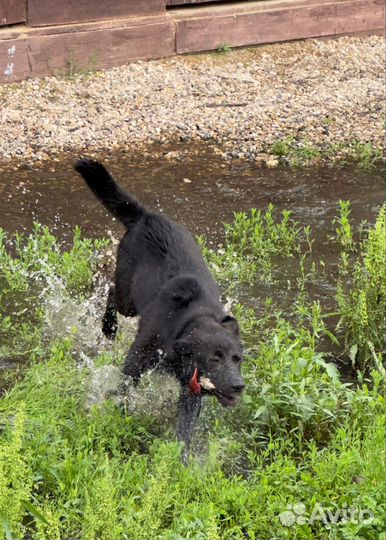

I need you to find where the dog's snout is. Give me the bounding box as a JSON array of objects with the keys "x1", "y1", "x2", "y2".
[{"x1": 232, "y1": 383, "x2": 245, "y2": 393}]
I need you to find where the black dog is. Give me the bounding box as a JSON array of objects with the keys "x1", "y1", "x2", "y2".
[{"x1": 75, "y1": 158, "x2": 245, "y2": 461}]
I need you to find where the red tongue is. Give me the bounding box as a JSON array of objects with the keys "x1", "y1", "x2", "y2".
[{"x1": 189, "y1": 368, "x2": 201, "y2": 395}]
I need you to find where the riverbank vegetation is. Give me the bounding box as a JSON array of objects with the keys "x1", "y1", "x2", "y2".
[{"x1": 0, "y1": 203, "x2": 384, "y2": 540}]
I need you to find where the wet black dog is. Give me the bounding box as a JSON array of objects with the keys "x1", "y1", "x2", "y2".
[{"x1": 75, "y1": 158, "x2": 245, "y2": 461}]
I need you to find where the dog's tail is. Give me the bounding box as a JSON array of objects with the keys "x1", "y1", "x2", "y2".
[{"x1": 74, "y1": 158, "x2": 144, "y2": 227}]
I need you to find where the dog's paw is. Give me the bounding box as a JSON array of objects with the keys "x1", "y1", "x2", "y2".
[{"x1": 102, "y1": 313, "x2": 118, "y2": 341}]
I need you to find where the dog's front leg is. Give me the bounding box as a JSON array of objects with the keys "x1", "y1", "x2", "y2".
[
  {"x1": 102, "y1": 285, "x2": 118, "y2": 340},
  {"x1": 176, "y1": 386, "x2": 202, "y2": 465},
  {"x1": 123, "y1": 337, "x2": 159, "y2": 386},
  {"x1": 123, "y1": 349, "x2": 150, "y2": 386}
]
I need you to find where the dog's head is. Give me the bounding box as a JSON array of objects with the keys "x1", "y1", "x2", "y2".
[{"x1": 173, "y1": 316, "x2": 245, "y2": 407}]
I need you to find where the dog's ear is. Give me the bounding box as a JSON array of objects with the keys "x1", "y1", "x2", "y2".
[
  {"x1": 173, "y1": 340, "x2": 193, "y2": 357},
  {"x1": 220, "y1": 315, "x2": 239, "y2": 336},
  {"x1": 162, "y1": 276, "x2": 200, "y2": 307}
]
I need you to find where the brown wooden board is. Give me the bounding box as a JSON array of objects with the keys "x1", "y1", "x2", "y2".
[
  {"x1": 167, "y1": 1, "x2": 225, "y2": 5},
  {"x1": 0, "y1": 38, "x2": 29, "y2": 82},
  {"x1": 174, "y1": 0, "x2": 385, "y2": 52},
  {"x1": 0, "y1": 17, "x2": 175, "y2": 83},
  {"x1": 27, "y1": 0, "x2": 166, "y2": 27},
  {"x1": 0, "y1": 15, "x2": 168, "y2": 40},
  {"x1": 1, "y1": 0, "x2": 383, "y2": 83},
  {"x1": 0, "y1": 0, "x2": 26, "y2": 26}
]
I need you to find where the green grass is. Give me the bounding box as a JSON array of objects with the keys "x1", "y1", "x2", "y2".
[
  {"x1": 0, "y1": 224, "x2": 107, "y2": 364},
  {"x1": 0, "y1": 207, "x2": 385, "y2": 540},
  {"x1": 268, "y1": 137, "x2": 384, "y2": 168},
  {"x1": 197, "y1": 204, "x2": 309, "y2": 286},
  {"x1": 1, "y1": 347, "x2": 384, "y2": 540},
  {"x1": 52, "y1": 49, "x2": 101, "y2": 80}
]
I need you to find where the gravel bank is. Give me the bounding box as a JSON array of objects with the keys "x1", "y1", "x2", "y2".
[{"x1": 0, "y1": 35, "x2": 384, "y2": 164}]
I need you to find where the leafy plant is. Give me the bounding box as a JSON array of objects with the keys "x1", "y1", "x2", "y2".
[
  {"x1": 336, "y1": 205, "x2": 385, "y2": 369},
  {"x1": 53, "y1": 49, "x2": 101, "y2": 80},
  {"x1": 198, "y1": 204, "x2": 304, "y2": 287},
  {"x1": 0, "y1": 407, "x2": 32, "y2": 540},
  {"x1": 216, "y1": 316, "x2": 351, "y2": 451},
  {"x1": 268, "y1": 138, "x2": 384, "y2": 168},
  {"x1": 348, "y1": 142, "x2": 383, "y2": 169},
  {"x1": 269, "y1": 136, "x2": 321, "y2": 166},
  {"x1": 217, "y1": 43, "x2": 233, "y2": 53},
  {"x1": 270, "y1": 135, "x2": 295, "y2": 158},
  {"x1": 332, "y1": 200, "x2": 356, "y2": 253}
]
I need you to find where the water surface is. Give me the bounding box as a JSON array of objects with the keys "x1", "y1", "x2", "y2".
[
  {"x1": 1, "y1": 144, "x2": 383, "y2": 241},
  {"x1": 0, "y1": 144, "x2": 384, "y2": 375}
]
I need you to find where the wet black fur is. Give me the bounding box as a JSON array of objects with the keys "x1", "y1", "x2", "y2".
[{"x1": 74, "y1": 158, "x2": 245, "y2": 462}]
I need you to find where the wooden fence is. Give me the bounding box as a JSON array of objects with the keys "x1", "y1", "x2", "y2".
[
  {"x1": 0, "y1": 0, "x2": 384, "y2": 82},
  {"x1": 0, "y1": 1, "x2": 248, "y2": 27}
]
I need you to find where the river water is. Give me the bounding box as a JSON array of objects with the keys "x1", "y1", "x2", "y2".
[{"x1": 0, "y1": 144, "x2": 384, "y2": 378}]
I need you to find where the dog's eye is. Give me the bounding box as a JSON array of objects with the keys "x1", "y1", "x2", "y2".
[
  {"x1": 213, "y1": 350, "x2": 224, "y2": 361},
  {"x1": 232, "y1": 355, "x2": 242, "y2": 363}
]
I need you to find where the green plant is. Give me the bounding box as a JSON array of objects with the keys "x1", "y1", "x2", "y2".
[
  {"x1": 0, "y1": 406, "x2": 32, "y2": 539},
  {"x1": 198, "y1": 204, "x2": 304, "y2": 287},
  {"x1": 348, "y1": 142, "x2": 383, "y2": 169},
  {"x1": 81, "y1": 457, "x2": 124, "y2": 540},
  {"x1": 220, "y1": 317, "x2": 351, "y2": 450},
  {"x1": 1, "y1": 211, "x2": 385, "y2": 539},
  {"x1": 217, "y1": 43, "x2": 233, "y2": 53},
  {"x1": 53, "y1": 49, "x2": 100, "y2": 80},
  {"x1": 268, "y1": 138, "x2": 384, "y2": 168},
  {"x1": 269, "y1": 137, "x2": 321, "y2": 166},
  {"x1": 270, "y1": 136, "x2": 295, "y2": 158},
  {"x1": 332, "y1": 200, "x2": 356, "y2": 253},
  {"x1": 336, "y1": 205, "x2": 385, "y2": 369}
]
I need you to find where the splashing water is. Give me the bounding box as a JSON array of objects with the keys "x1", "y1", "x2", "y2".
[
  {"x1": 40, "y1": 271, "x2": 180, "y2": 418},
  {"x1": 43, "y1": 277, "x2": 112, "y2": 354}
]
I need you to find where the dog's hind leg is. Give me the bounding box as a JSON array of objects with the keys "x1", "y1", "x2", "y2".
[
  {"x1": 102, "y1": 285, "x2": 118, "y2": 340},
  {"x1": 176, "y1": 386, "x2": 202, "y2": 465}
]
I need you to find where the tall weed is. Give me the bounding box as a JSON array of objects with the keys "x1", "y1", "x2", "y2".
[
  {"x1": 198, "y1": 204, "x2": 304, "y2": 286},
  {"x1": 0, "y1": 407, "x2": 32, "y2": 539},
  {"x1": 336, "y1": 205, "x2": 385, "y2": 368}
]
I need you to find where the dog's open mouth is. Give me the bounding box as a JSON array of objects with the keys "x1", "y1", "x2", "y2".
[
  {"x1": 198, "y1": 376, "x2": 240, "y2": 407},
  {"x1": 213, "y1": 390, "x2": 239, "y2": 407}
]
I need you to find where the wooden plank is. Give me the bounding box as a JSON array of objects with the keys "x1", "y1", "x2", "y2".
[
  {"x1": 174, "y1": 0, "x2": 385, "y2": 52},
  {"x1": 25, "y1": 20, "x2": 175, "y2": 79},
  {"x1": 0, "y1": 16, "x2": 175, "y2": 83},
  {"x1": 0, "y1": 0, "x2": 26, "y2": 26},
  {"x1": 0, "y1": 38, "x2": 29, "y2": 82},
  {"x1": 0, "y1": 15, "x2": 169, "y2": 40},
  {"x1": 0, "y1": 0, "x2": 383, "y2": 83},
  {"x1": 0, "y1": 15, "x2": 170, "y2": 40},
  {"x1": 167, "y1": 1, "x2": 225, "y2": 5},
  {"x1": 27, "y1": 0, "x2": 166, "y2": 27}
]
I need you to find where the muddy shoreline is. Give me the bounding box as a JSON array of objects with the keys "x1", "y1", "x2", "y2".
[{"x1": 0, "y1": 35, "x2": 384, "y2": 165}]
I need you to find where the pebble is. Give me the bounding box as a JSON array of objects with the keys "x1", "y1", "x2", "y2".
[{"x1": 0, "y1": 36, "x2": 384, "y2": 164}]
